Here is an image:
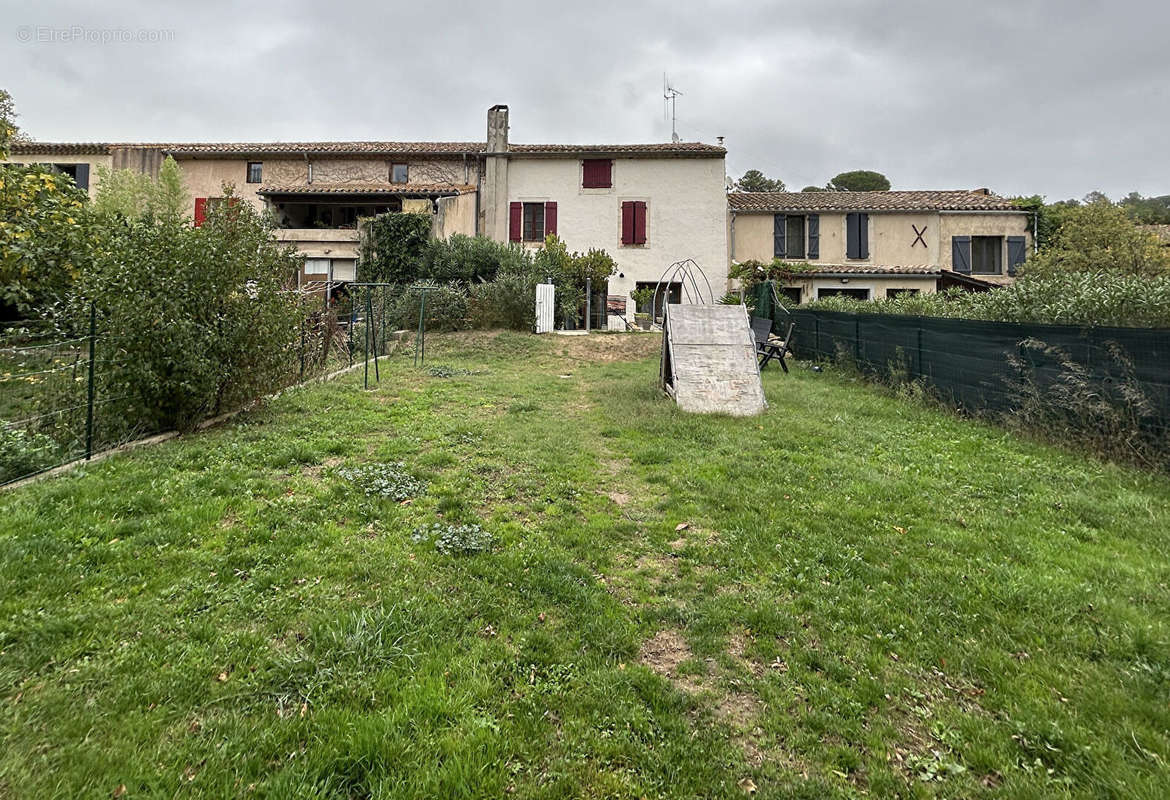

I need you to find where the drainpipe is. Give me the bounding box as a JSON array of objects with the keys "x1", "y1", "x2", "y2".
[{"x1": 1033, "y1": 211, "x2": 1039, "y2": 252}]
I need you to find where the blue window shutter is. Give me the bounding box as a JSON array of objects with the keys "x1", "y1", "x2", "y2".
[
  {"x1": 1006, "y1": 236, "x2": 1026, "y2": 275},
  {"x1": 952, "y1": 236, "x2": 972, "y2": 274},
  {"x1": 858, "y1": 213, "x2": 869, "y2": 258},
  {"x1": 846, "y1": 213, "x2": 859, "y2": 258},
  {"x1": 807, "y1": 214, "x2": 819, "y2": 259},
  {"x1": 74, "y1": 163, "x2": 89, "y2": 190},
  {"x1": 773, "y1": 214, "x2": 786, "y2": 258}
]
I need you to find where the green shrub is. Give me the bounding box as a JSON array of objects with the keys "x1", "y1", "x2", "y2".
[
  {"x1": 423, "y1": 234, "x2": 529, "y2": 283},
  {"x1": 807, "y1": 274, "x2": 1170, "y2": 328},
  {"x1": 53, "y1": 187, "x2": 309, "y2": 436},
  {"x1": 0, "y1": 425, "x2": 60, "y2": 483},
  {"x1": 387, "y1": 285, "x2": 468, "y2": 332},
  {"x1": 358, "y1": 212, "x2": 432, "y2": 283},
  {"x1": 468, "y1": 271, "x2": 539, "y2": 330}
]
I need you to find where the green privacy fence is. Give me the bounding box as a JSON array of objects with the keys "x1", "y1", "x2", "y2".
[{"x1": 779, "y1": 308, "x2": 1170, "y2": 435}]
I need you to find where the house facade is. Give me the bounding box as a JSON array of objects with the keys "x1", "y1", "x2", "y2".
[
  {"x1": 6, "y1": 106, "x2": 729, "y2": 313},
  {"x1": 728, "y1": 190, "x2": 1033, "y2": 303}
]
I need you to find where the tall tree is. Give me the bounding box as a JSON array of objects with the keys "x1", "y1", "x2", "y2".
[
  {"x1": 1023, "y1": 201, "x2": 1170, "y2": 278},
  {"x1": 735, "y1": 169, "x2": 786, "y2": 192},
  {"x1": 827, "y1": 170, "x2": 891, "y2": 192},
  {"x1": 0, "y1": 88, "x2": 25, "y2": 158}
]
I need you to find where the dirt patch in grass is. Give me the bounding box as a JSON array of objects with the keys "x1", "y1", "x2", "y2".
[
  {"x1": 556, "y1": 332, "x2": 661, "y2": 364},
  {"x1": 606, "y1": 490, "x2": 632, "y2": 506},
  {"x1": 639, "y1": 630, "x2": 694, "y2": 680},
  {"x1": 301, "y1": 456, "x2": 345, "y2": 480}
]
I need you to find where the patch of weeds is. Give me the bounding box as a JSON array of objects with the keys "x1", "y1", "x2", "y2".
[
  {"x1": 337, "y1": 462, "x2": 427, "y2": 500},
  {"x1": 904, "y1": 750, "x2": 966, "y2": 783},
  {"x1": 426, "y1": 365, "x2": 480, "y2": 378},
  {"x1": 412, "y1": 522, "x2": 495, "y2": 555}
]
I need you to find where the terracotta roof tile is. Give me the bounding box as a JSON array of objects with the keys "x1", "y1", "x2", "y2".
[
  {"x1": 9, "y1": 142, "x2": 111, "y2": 155},
  {"x1": 511, "y1": 142, "x2": 725, "y2": 156},
  {"x1": 161, "y1": 141, "x2": 485, "y2": 156},
  {"x1": 258, "y1": 183, "x2": 476, "y2": 195},
  {"x1": 728, "y1": 190, "x2": 1021, "y2": 212},
  {"x1": 10, "y1": 140, "x2": 725, "y2": 159}
]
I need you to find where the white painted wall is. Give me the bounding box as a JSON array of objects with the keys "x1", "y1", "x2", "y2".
[{"x1": 506, "y1": 156, "x2": 729, "y2": 314}]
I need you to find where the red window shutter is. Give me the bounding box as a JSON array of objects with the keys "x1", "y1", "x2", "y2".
[
  {"x1": 583, "y1": 159, "x2": 612, "y2": 189},
  {"x1": 634, "y1": 201, "x2": 647, "y2": 244},
  {"x1": 509, "y1": 202, "x2": 522, "y2": 242},
  {"x1": 544, "y1": 202, "x2": 557, "y2": 237},
  {"x1": 621, "y1": 201, "x2": 634, "y2": 245},
  {"x1": 194, "y1": 197, "x2": 207, "y2": 227}
]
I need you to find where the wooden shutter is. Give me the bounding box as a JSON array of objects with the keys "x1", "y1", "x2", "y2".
[
  {"x1": 1006, "y1": 236, "x2": 1026, "y2": 275},
  {"x1": 633, "y1": 202, "x2": 647, "y2": 244},
  {"x1": 74, "y1": 164, "x2": 90, "y2": 190},
  {"x1": 847, "y1": 213, "x2": 869, "y2": 258},
  {"x1": 952, "y1": 236, "x2": 972, "y2": 273},
  {"x1": 509, "y1": 202, "x2": 522, "y2": 242},
  {"x1": 807, "y1": 214, "x2": 819, "y2": 259},
  {"x1": 544, "y1": 202, "x2": 557, "y2": 237},
  {"x1": 194, "y1": 197, "x2": 207, "y2": 227},
  {"x1": 583, "y1": 159, "x2": 612, "y2": 188},
  {"x1": 621, "y1": 201, "x2": 635, "y2": 245},
  {"x1": 773, "y1": 214, "x2": 786, "y2": 257}
]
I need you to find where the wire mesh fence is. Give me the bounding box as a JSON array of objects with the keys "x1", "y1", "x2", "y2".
[{"x1": 0, "y1": 283, "x2": 405, "y2": 487}]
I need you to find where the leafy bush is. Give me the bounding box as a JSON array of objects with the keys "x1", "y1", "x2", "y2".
[
  {"x1": 467, "y1": 271, "x2": 539, "y2": 330},
  {"x1": 0, "y1": 425, "x2": 60, "y2": 483},
  {"x1": 53, "y1": 187, "x2": 309, "y2": 435},
  {"x1": 338, "y1": 462, "x2": 427, "y2": 500},
  {"x1": 807, "y1": 273, "x2": 1170, "y2": 328},
  {"x1": 411, "y1": 522, "x2": 494, "y2": 555},
  {"x1": 358, "y1": 212, "x2": 432, "y2": 283},
  {"x1": 423, "y1": 234, "x2": 529, "y2": 283},
  {"x1": 91, "y1": 156, "x2": 189, "y2": 221},
  {"x1": 386, "y1": 285, "x2": 469, "y2": 332},
  {"x1": 1020, "y1": 201, "x2": 1170, "y2": 278},
  {"x1": 0, "y1": 165, "x2": 91, "y2": 316}
]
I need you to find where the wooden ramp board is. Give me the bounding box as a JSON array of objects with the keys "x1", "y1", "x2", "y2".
[{"x1": 661, "y1": 304, "x2": 767, "y2": 416}]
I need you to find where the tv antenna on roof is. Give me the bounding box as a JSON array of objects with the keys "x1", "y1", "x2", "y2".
[{"x1": 664, "y1": 74, "x2": 683, "y2": 143}]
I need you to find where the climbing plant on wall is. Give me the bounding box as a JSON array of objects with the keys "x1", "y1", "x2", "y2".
[{"x1": 358, "y1": 212, "x2": 432, "y2": 284}]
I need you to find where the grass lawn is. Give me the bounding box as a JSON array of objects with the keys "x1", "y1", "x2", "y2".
[{"x1": 1, "y1": 331, "x2": 1168, "y2": 799}]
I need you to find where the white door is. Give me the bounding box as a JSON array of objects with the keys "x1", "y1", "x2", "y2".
[{"x1": 535, "y1": 283, "x2": 555, "y2": 334}]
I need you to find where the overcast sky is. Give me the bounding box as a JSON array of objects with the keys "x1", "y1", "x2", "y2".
[{"x1": 3, "y1": 0, "x2": 1166, "y2": 200}]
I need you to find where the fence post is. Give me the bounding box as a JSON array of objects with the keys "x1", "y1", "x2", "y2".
[
  {"x1": 363, "y1": 288, "x2": 370, "y2": 389},
  {"x1": 368, "y1": 289, "x2": 379, "y2": 383},
  {"x1": 85, "y1": 301, "x2": 96, "y2": 460},
  {"x1": 347, "y1": 292, "x2": 354, "y2": 367}
]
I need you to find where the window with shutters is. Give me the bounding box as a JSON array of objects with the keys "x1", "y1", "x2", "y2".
[
  {"x1": 522, "y1": 202, "x2": 546, "y2": 241},
  {"x1": 971, "y1": 236, "x2": 1003, "y2": 274},
  {"x1": 246, "y1": 162, "x2": 262, "y2": 183},
  {"x1": 621, "y1": 201, "x2": 648, "y2": 246},
  {"x1": 582, "y1": 159, "x2": 613, "y2": 189},
  {"x1": 390, "y1": 163, "x2": 409, "y2": 184}
]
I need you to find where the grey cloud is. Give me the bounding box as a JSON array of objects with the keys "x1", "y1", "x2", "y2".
[{"x1": 2, "y1": 0, "x2": 1167, "y2": 199}]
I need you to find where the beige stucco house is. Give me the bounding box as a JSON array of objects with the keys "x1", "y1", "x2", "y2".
[
  {"x1": 728, "y1": 190, "x2": 1033, "y2": 303},
  {"x1": 6, "y1": 106, "x2": 729, "y2": 313}
]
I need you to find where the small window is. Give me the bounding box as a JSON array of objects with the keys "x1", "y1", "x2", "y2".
[
  {"x1": 304, "y1": 258, "x2": 330, "y2": 275},
  {"x1": 971, "y1": 236, "x2": 1003, "y2": 274},
  {"x1": 886, "y1": 288, "x2": 920, "y2": 299},
  {"x1": 785, "y1": 215, "x2": 806, "y2": 259},
  {"x1": 817, "y1": 287, "x2": 870, "y2": 300},
  {"x1": 582, "y1": 159, "x2": 612, "y2": 189},
  {"x1": 247, "y1": 162, "x2": 262, "y2": 183},
  {"x1": 522, "y1": 202, "x2": 545, "y2": 242},
  {"x1": 390, "y1": 163, "x2": 409, "y2": 184}
]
